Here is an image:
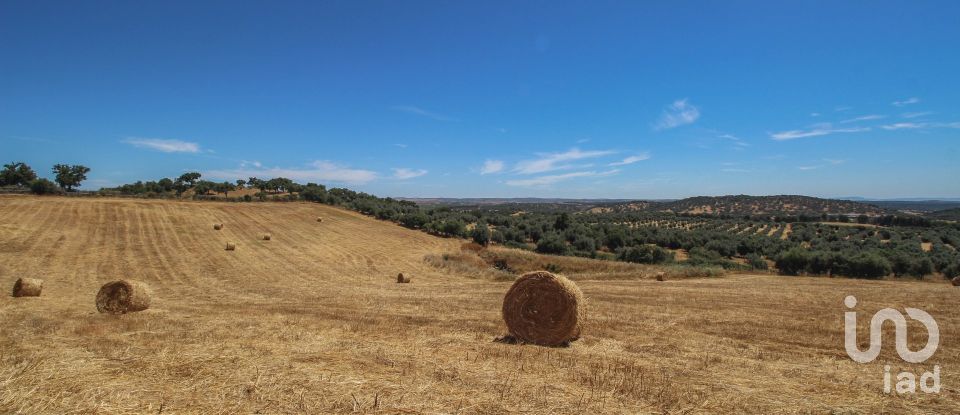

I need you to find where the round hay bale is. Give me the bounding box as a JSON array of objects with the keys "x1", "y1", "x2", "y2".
[
  {"x1": 397, "y1": 273, "x2": 411, "y2": 283},
  {"x1": 655, "y1": 272, "x2": 665, "y2": 282},
  {"x1": 952, "y1": 276, "x2": 960, "y2": 287},
  {"x1": 263, "y1": 234, "x2": 271, "y2": 241},
  {"x1": 95, "y1": 280, "x2": 151, "y2": 314},
  {"x1": 501, "y1": 271, "x2": 584, "y2": 346},
  {"x1": 225, "y1": 242, "x2": 236, "y2": 251},
  {"x1": 316, "y1": 217, "x2": 323, "y2": 223},
  {"x1": 12, "y1": 278, "x2": 43, "y2": 297},
  {"x1": 214, "y1": 223, "x2": 223, "y2": 230}
]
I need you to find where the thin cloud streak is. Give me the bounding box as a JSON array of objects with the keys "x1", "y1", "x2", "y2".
[
  {"x1": 124, "y1": 137, "x2": 200, "y2": 153},
  {"x1": 505, "y1": 169, "x2": 620, "y2": 187},
  {"x1": 514, "y1": 148, "x2": 616, "y2": 174},
  {"x1": 838, "y1": 114, "x2": 885, "y2": 124},
  {"x1": 881, "y1": 121, "x2": 960, "y2": 130},
  {"x1": 608, "y1": 153, "x2": 651, "y2": 166},
  {"x1": 391, "y1": 105, "x2": 458, "y2": 122},
  {"x1": 206, "y1": 161, "x2": 377, "y2": 184},
  {"x1": 392, "y1": 168, "x2": 428, "y2": 180},
  {"x1": 770, "y1": 125, "x2": 870, "y2": 140},
  {"x1": 891, "y1": 97, "x2": 920, "y2": 107}
]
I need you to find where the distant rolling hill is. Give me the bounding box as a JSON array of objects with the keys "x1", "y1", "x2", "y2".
[
  {"x1": 603, "y1": 195, "x2": 888, "y2": 217},
  {"x1": 927, "y1": 208, "x2": 960, "y2": 221}
]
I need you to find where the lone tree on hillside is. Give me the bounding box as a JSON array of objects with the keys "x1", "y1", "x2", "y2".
[
  {"x1": 0, "y1": 162, "x2": 38, "y2": 187},
  {"x1": 52, "y1": 164, "x2": 90, "y2": 191},
  {"x1": 214, "y1": 181, "x2": 236, "y2": 198},
  {"x1": 472, "y1": 222, "x2": 491, "y2": 246},
  {"x1": 177, "y1": 172, "x2": 201, "y2": 187}
]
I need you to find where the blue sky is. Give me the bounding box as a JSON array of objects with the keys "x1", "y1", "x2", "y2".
[{"x1": 2, "y1": 1, "x2": 958, "y2": 199}]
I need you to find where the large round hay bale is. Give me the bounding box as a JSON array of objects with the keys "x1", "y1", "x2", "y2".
[
  {"x1": 96, "y1": 280, "x2": 151, "y2": 314},
  {"x1": 262, "y1": 234, "x2": 271, "y2": 241},
  {"x1": 225, "y1": 242, "x2": 236, "y2": 251},
  {"x1": 501, "y1": 271, "x2": 584, "y2": 346},
  {"x1": 655, "y1": 272, "x2": 665, "y2": 282},
  {"x1": 952, "y1": 276, "x2": 960, "y2": 287},
  {"x1": 396, "y1": 273, "x2": 411, "y2": 283},
  {"x1": 316, "y1": 217, "x2": 323, "y2": 223},
  {"x1": 12, "y1": 278, "x2": 43, "y2": 297},
  {"x1": 214, "y1": 223, "x2": 223, "y2": 230}
]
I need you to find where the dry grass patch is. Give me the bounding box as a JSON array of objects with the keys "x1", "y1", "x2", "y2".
[{"x1": 1, "y1": 196, "x2": 957, "y2": 414}]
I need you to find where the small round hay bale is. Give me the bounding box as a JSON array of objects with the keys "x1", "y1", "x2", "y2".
[
  {"x1": 225, "y1": 242, "x2": 236, "y2": 251},
  {"x1": 316, "y1": 217, "x2": 323, "y2": 223},
  {"x1": 214, "y1": 223, "x2": 223, "y2": 230},
  {"x1": 12, "y1": 278, "x2": 43, "y2": 297},
  {"x1": 952, "y1": 276, "x2": 960, "y2": 287},
  {"x1": 262, "y1": 234, "x2": 271, "y2": 241},
  {"x1": 655, "y1": 272, "x2": 665, "y2": 282},
  {"x1": 502, "y1": 271, "x2": 584, "y2": 346},
  {"x1": 96, "y1": 280, "x2": 151, "y2": 314},
  {"x1": 397, "y1": 273, "x2": 411, "y2": 283}
]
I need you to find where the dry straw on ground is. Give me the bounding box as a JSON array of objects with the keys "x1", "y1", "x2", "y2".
[
  {"x1": 4, "y1": 197, "x2": 959, "y2": 413},
  {"x1": 213, "y1": 223, "x2": 223, "y2": 230},
  {"x1": 397, "y1": 272, "x2": 411, "y2": 283},
  {"x1": 225, "y1": 243, "x2": 236, "y2": 251},
  {"x1": 95, "y1": 280, "x2": 151, "y2": 314},
  {"x1": 11, "y1": 278, "x2": 43, "y2": 297},
  {"x1": 501, "y1": 270, "x2": 584, "y2": 347}
]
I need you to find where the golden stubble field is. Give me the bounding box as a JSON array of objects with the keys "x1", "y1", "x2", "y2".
[{"x1": 1, "y1": 196, "x2": 958, "y2": 414}]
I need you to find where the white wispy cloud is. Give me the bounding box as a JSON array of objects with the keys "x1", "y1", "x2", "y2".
[
  {"x1": 392, "y1": 168, "x2": 428, "y2": 180},
  {"x1": 796, "y1": 159, "x2": 845, "y2": 171},
  {"x1": 810, "y1": 112, "x2": 821, "y2": 117},
  {"x1": 393, "y1": 143, "x2": 408, "y2": 148},
  {"x1": 480, "y1": 159, "x2": 505, "y2": 175},
  {"x1": 391, "y1": 105, "x2": 458, "y2": 121},
  {"x1": 770, "y1": 124, "x2": 870, "y2": 141},
  {"x1": 505, "y1": 169, "x2": 620, "y2": 187},
  {"x1": 206, "y1": 161, "x2": 377, "y2": 184},
  {"x1": 901, "y1": 111, "x2": 933, "y2": 119},
  {"x1": 124, "y1": 137, "x2": 200, "y2": 153},
  {"x1": 891, "y1": 97, "x2": 920, "y2": 107},
  {"x1": 514, "y1": 148, "x2": 616, "y2": 174},
  {"x1": 881, "y1": 121, "x2": 960, "y2": 130},
  {"x1": 838, "y1": 114, "x2": 885, "y2": 124},
  {"x1": 721, "y1": 168, "x2": 751, "y2": 173},
  {"x1": 608, "y1": 153, "x2": 651, "y2": 166},
  {"x1": 881, "y1": 122, "x2": 924, "y2": 130},
  {"x1": 719, "y1": 133, "x2": 750, "y2": 147},
  {"x1": 655, "y1": 98, "x2": 700, "y2": 130}
]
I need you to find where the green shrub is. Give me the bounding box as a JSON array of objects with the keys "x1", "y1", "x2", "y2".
[
  {"x1": 619, "y1": 245, "x2": 673, "y2": 264},
  {"x1": 776, "y1": 248, "x2": 810, "y2": 275},
  {"x1": 746, "y1": 253, "x2": 768, "y2": 270},
  {"x1": 535, "y1": 233, "x2": 567, "y2": 255},
  {"x1": 29, "y1": 178, "x2": 60, "y2": 195}
]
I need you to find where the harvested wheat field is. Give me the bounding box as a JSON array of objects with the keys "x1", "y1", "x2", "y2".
[{"x1": 1, "y1": 196, "x2": 958, "y2": 413}]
